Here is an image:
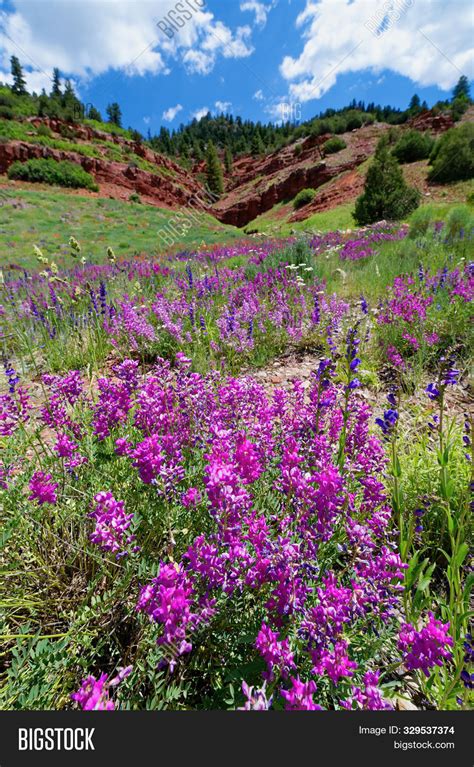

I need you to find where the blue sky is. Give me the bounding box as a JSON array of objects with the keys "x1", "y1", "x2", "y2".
[{"x1": 1, "y1": 0, "x2": 473, "y2": 135}]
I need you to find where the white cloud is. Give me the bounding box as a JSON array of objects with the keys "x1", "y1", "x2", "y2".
[
  {"x1": 162, "y1": 103, "x2": 183, "y2": 121},
  {"x1": 0, "y1": 0, "x2": 254, "y2": 89},
  {"x1": 280, "y1": 0, "x2": 474, "y2": 103},
  {"x1": 253, "y1": 88, "x2": 265, "y2": 100},
  {"x1": 240, "y1": 1, "x2": 275, "y2": 28},
  {"x1": 215, "y1": 100, "x2": 232, "y2": 112},
  {"x1": 192, "y1": 106, "x2": 210, "y2": 121},
  {"x1": 182, "y1": 49, "x2": 214, "y2": 75}
]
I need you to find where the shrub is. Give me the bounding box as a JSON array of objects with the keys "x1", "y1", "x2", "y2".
[
  {"x1": 346, "y1": 114, "x2": 363, "y2": 131},
  {"x1": 293, "y1": 188, "x2": 316, "y2": 210},
  {"x1": 7, "y1": 158, "x2": 99, "y2": 191},
  {"x1": 444, "y1": 205, "x2": 474, "y2": 240},
  {"x1": 408, "y1": 206, "x2": 434, "y2": 239},
  {"x1": 293, "y1": 144, "x2": 303, "y2": 157},
  {"x1": 392, "y1": 130, "x2": 434, "y2": 163},
  {"x1": 451, "y1": 96, "x2": 469, "y2": 122},
  {"x1": 0, "y1": 92, "x2": 15, "y2": 108},
  {"x1": 0, "y1": 106, "x2": 14, "y2": 120},
  {"x1": 387, "y1": 127, "x2": 401, "y2": 145},
  {"x1": 59, "y1": 124, "x2": 76, "y2": 140},
  {"x1": 36, "y1": 124, "x2": 52, "y2": 138},
  {"x1": 428, "y1": 123, "x2": 474, "y2": 183},
  {"x1": 323, "y1": 136, "x2": 347, "y2": 154},
  {"x1": 354, "y1": 140, "x2": 420, "y2": 225},
  {"x1": 129, "y1": 192, "x2": 141, "y2": 204}
]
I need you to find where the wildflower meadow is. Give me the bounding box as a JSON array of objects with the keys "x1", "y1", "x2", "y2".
[{"x1": 0, "y1": 210, "x2": 472, "y2": 713}]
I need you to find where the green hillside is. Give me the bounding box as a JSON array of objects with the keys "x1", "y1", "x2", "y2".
[{"x1": 0, "y1": 185, "x2": 240, "y2": 269}]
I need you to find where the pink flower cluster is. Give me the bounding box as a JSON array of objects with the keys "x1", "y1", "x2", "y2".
[
  {"x1": 71, "y1": 666, "x2": 132, "y2": 710},
  {"x1": 28, "y1": 471, "x2": 58, "y2": 505},
  {"x1": 137, "y1": 562, "x2": 215, "y2": 669},
  {"x1": 399, "y1": 613, "x2": 453, "y2": 677},
  {"x1": 341, "y1": 670, "x2": 392, "y2": 710},
  {"x1": 89, "y1": 491, "x2": 137, "y2": 558},
  {"x1": 117, "y1": 360, "x2": 408, "y2": 702}
]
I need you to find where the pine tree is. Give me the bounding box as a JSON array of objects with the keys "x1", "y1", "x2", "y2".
[
  {"x1": 409, "y1": 94, "x2": 421, "y2": 110},
  {"x1": 251, "y1": 132, "x2": 265, "y2": 157},
  {"x1": 51, "y1": 68, "x2": 62, "y2": 99},
  {"x1": 451, "y1": 76, "x2": 471, "y2": 121},
  {"x1": 87, "y1": 106, "x2": 102, "y2": 122},
  {"x1": 38, "y1": 89, "x2": 49, "y2": 117},
  {"x1": 354, "y1": 138, "x2": 420, "y2": 225},
  {"x1": 106, "y1": 102, "x2": 122, "y2": 127},
  {"x1": 452, "y1": 76, "x2": 471, "y2": 102},
  {"x1": 205, "y1": 141, "x2": 224, "y2": 198},
  {"x1": 62, "y1": 79, "x2": 82, "y2": 120},
  {"x1": 10, "y1": 56, "x2": 27, "y2": 95},
  {"x1": 224, "y1": 145, "x2": 233, "y2": 174},
  {"x1": 192, "y1": 141, "x2": 203, "y2": 162}
]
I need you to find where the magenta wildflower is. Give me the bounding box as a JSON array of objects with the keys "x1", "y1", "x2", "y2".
[
  {"x1": 181, "y1": 487, "x2": 201, "y2": 508},
  {"x1": 89, "y1": 491, "x2": 136, "y2": 558},
  {"x1": 311, "y1": 639, "x2": 358, "y2": 684},
  {"x1": 28, "y1": 471, "x2": 58, "y2": 505},
  {"x1": 255, "y1": 622, "x2": 296, "y2": 681},
  {"x1": 398, "y1": 613, "x2": 453, "y2": 677},
  {"x1": 341, "y1": 670, "x2": 392, "y2": 710},
  {"x1": 54, "y1": 433, "x2": 78, "y2": 458},
  {"x1": 281, "y1": 677, "x2": 322, "y2": 710},
  {"x1": 71, "y1": 674, "x2": 114, "y2": 710},
  {"x1": 137, "y1": 563, "x2": 215, "y2": 667},
  {"x1": 239, "y1": 681, "x2": 272, "y2": 710},
  {"x1": 71, "y1": 666, "x2": 131, "y2": 710}
]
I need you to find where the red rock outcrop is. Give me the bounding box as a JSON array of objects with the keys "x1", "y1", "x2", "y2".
[
  {"x1": 213, "y1": 123, "x2": 386, "y2": 227},
  {"x1": 0, "y1": 138, "x2": 208, "y2": 210},
  {"x1": 408, "y1": 110, "x2": 454, "y2": 134},
  {"x1": 289, "y1": 169, "x2": 365, "y2": 222}
]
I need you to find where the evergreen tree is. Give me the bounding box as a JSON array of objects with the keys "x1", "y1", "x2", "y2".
[
  {"x1": 224, "y1": 145, "x2": 233, "y2": 174},
  {"x1": 452, "y1": 76, "x2": 471, "y2": 102},
  {"x1": 192, "y1": 141, "x2": 203, "y2": 162},
  {"x1": 38, "y1": 89, "x2": 49, "y2": 117},
  {"x1": 409, "y1": 94, "x2": 421, "y2": 110},
  {"x1": 451, "y1": 76, "x2": 471, "y2": 121},
  {"x1": 62, "y1": 79, "x2": 82, "y2": 120},
  {"x1": 354, "y1": 138, "x2": 420, "y2": 225},
  {"x1": 87, "y1": 105, "x2": 102, "y2": 122},
  {"x1": 51, "y1": 68, "x2": 62, "y2": 99},
  {"x1": 251, "y1": 132, "x2": 265, "y2": 157},
  {"x1": 205, "y1": 141, "x2": 224, "y2": 198},
  {"x1": 106, "y1": 102, "x2": 122, "y2": 127},
  {"x1": 10, "y1": 56, "x2": 27, "y2": 95}
]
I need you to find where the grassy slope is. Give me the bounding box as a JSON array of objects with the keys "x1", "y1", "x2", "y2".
[
  {"x1": 244, "y1": 160, "x2": 473, "y2": 236},
  {"x1": 0, "y1": 185, "x2": 240, "y2": 268},
  {"x1": 248, "y1": 201, "x2": 355, "y2": 235}
]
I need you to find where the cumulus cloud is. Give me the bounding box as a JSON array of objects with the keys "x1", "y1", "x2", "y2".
[
  {"x1": 215, "y1": 100, "x2": 232, "y2": 112},
  {"x1": 280, "y1": 0, "x2": 473, "y2": 103},
  {"x1": 192, "y1": 106, "x2": 210, "y2": 121},
  {"x1": 0, "y1": 0, "x2": 254, "y2": 88},
  {"x1": 162, "y1": 103, "x2": 183, "y2": 121},
  {"x1": 253, "y1": 88, "x2": 265, "y2": 100},
  {"x1": 240, "y1": 1, "x2": 275, "y2": 28}
]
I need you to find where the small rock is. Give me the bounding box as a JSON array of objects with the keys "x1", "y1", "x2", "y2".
[{"x1": 395, "y1": 697, "x2": 419, "y2": 711}]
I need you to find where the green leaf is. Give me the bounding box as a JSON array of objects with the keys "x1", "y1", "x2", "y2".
[
  {"x1": 454, "y1": 542, "x2": 469, "y2": 569},
  {"x1": 404, "y1": 551, "x2": 421, "y2": 590}
]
